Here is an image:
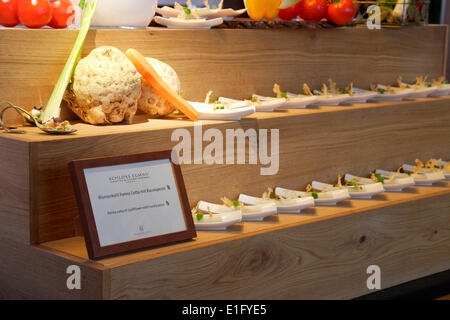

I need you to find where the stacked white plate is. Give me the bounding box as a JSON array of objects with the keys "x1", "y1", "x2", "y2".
[{"x1": 238, "y1": 194, "x2": 314, "y2": 214}]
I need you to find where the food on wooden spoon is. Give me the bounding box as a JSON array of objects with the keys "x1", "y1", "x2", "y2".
[
  {"x1": 138, "y1": 58, "x2": 181, "y2": 117},
  {"x1": 64, "y1": 46, "x2": 141, "y2": 125}
]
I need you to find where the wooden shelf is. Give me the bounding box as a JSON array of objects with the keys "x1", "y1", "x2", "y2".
[
  {"x1": 0, "y1": 25, "x2": 449, "y2": 299},
  {"x1": 40, "y1": 181, "x2": 450, "y2": 269}
]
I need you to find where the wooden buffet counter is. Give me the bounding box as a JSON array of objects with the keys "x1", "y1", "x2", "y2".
[{"x1": 0, "y1": 25, "x2": 449, "y2": 299}]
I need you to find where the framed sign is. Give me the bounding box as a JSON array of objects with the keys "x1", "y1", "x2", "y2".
[{"x1": 69, "y1": 150, "x2": 196, "y2": 260}]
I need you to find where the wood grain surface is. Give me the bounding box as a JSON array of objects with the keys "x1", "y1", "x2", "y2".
[
  {"x1": 3, "y1": 97, "x2": 447, "y2": 244},
  {"x1": 38, "y1": 182, "x2": 450, "y2": 299},
  {"x1": 0, "y1": 137, "x2": 30, "y2": 244},
  {"x1": 0, "y1": 238, "x2": 107, "y2": 299},
  {"x1": 0, "y1": 26, "x2": 447, "y2": 125}
]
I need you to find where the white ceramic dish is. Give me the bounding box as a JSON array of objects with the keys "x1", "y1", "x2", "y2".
[
  {"x1": 343, "y1": 174, "x2": 385, "y2": 199},
  {"x1": 401, "y1": 84, "x2": 438, "y2": 98},
  {"x1": 346, "y1": 88, "x2": 379, "y2": 103},
  {"x1": 279, "y1": 93, "x2": 320, "y2": 109},
  {"x1": 194, "y1": 202, "x2": 242, "y2": 230},
  {"x1": 275, "y1": 186, "x2": 349, "y2": 206},
  {"x1": 238, "y1": 194, "x2": 314, "y2": 214},
  {"x1": 90, "y1": 0, "x2": 157, "y2": 28},
  {"x1": 189, "y1": 101, "x2": 255, "y2": 120},
  {"x1": 156, "y1": 6, "x2": 246, "y2": 19},
  {"x1": 218, "y1": 97, "x2": 278, "y2": 112},
  {"x1": 197, "y1": 200, "x2": 277, "y2": 222},
  {"x1": 372, "y1": 85, "x2": 415, "y2": 101},
  {"x1": 436, "y1": 160, "x2": 450, "y2": 179},
  {"x1": 402, "y1": 164, "x2": 446, "y2": 186},
  {"x1": 375, "y1": 169, "x2": 416, "y2": 192},
  {"x1": 312, "y1": 92, "x2": 351, "y2": 106},
  {"x1": 251, "y1": 95, "x2": 286, "y2": 111},
  {"x1": 154, "y1": 16, "x2": 223, "y2": 29},
  {"x1": 312, "y1": 180, "x2": 382, "y2": 200},
  {"x1": 430, "y1": 84, "x2": 450, "y2": 96}
]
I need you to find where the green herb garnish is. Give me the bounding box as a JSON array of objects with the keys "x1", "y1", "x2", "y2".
[
  {"x1": 374, "y1": 173, "x2": 384, "y2": 184},
  {"x1": 196, "y1": 213, "x2": 204, "y2": 221},
  {"x1": 443, "y1": 80, "x2": 449, "y2": 84},
  {"x1": 232, "y1": 201, "x2": 240, "y2": 208},
  {"x1": 404, "y1": 170, "x2": 412, "y2": 176},
  {"x1": 427, "y1": 84, "x2": 432, "y2": 88},
  {"x1": 280, "y1": 92, "x2": 287, "y2": 98},
  {"x1": 183, "y1": 7, "x2": 191, "y2": 16},
  {"x1": 312, "y1": 192, "x2": 318, "y2": 199},
  {"x1": 378, "y1": 88, "x2": 385, "y2": 94}
]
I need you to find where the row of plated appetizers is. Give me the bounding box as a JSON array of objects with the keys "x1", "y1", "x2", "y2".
[
  {"x1": 191, "y1": 158, "x2": 449, "y2": 230},
  {"x1": 189, "y1": 76, "x2": 450, "y2": 120}
]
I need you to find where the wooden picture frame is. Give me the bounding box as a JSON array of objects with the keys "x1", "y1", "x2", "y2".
[{"x1": 69, "y1": 150, "x2": 196, "y2": 260}]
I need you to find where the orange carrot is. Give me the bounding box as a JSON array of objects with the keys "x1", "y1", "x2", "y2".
[{"x1": 126, "y1": 49, "x2": 199, "y2": 121}]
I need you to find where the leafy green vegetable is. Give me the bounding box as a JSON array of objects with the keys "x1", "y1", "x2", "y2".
[
  {"x1": 312, "y1": 192, "x2": 318, "y2": 199},
  {"x1": 41, "y1": 0, "x2": 98, "y2": 123},
  {"x1": 280, "y1": 92, "x2": 287, "y2": 98},
  {"x1": 379, "y1": 88, "x2": 385, "y2": 94},
  {"x1": 443, "y1": 80, "x2": 449, "y2": 84},
  {"x1": 404, "y1": 170, "x2": 412, "y2": 176},
  {"x1": 196, "y1": 213, "x2": 204, "y2": 221},
  {"x1": 427, "y1": 84, "x2": 432, "y2": 88},
  {"x1": 183, "y1": 7, "x2": 191, "y2": 16},
  {"x1": 232, "y1": 201, "x2": 240, "y2": 208}
]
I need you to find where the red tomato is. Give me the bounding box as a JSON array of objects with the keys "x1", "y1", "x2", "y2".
[
  {"x1": 328, "y1": 0, "x2": 355, "y2": 25},
  {"x1": 18, "y1": 0, "x2": 53, "y2": 28},
  {"x1": 48, "y1": 0, "x2": 74, "y2": 28},
  {"x1": 298, "y1": 0, "x2": 328, "y2": 21},
  {"x1": 278, "y1": 2, "x2": 301, "y2": 21},
  {"x1": 0, "y1": 0, "x2": 19, "y2": 27}
]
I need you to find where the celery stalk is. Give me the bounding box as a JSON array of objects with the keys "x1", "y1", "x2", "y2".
[{"x1": 41, "y1": 0, "x2": 98, "y2": 123}]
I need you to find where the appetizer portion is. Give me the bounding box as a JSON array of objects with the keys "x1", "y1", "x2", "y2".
[
  {"x1": 220, "y1": 197, "x2": 277, "y2": 222},
  {"x1": 247, "y1": 95, "x2": 286, "y2": 112},
  {"x1": 156, "y1": 0, "x2": 246, "y2": 19},
  {"x1": 342, "y1": 174, "x2": 385, "y2": 199},
  {"x1": 273, "y1": 84, "x2": 319, "y2": 109},
  {"x1": 399, "y1": 76, "x2": 438, "y2": 98},
  {"x1": 342, "y1": 85, "x2": 378, "y2": 103},
  {"x1": 276, "y1": 184, "x2": 349, "y2": 206},
  {"x1": 154, "y1": 1, "x2": 224, "y2": 29},
  {"x1": 191, "y1": 200, "x2": 242, "y2": 231},
  {"x1": 239, "y1": 188, "x2": 314, "y2": 214},
  {"x1": 312, "y1": 176, "x2": 382, "y2": 200},
  {"x1": 430, "y1": 76, "x2": 450, "y2": 96},
  {"x1": 306, "y1": 80, "x2": 351, "y2": 106},
  {"x1": 42, "y1": 117, "x2": 74, "y2": 134},
  {"x1": 438, "y1": 160, "x2": 450, "y2": 180},
  {"x1": 375, "y1": 167, "x2": 416, "y2": 192},
  {"x1": 402, "y1": 159, "x2": 445, "y2": 186},
  {"x1": 371, "y1": 77, "x2": 415, "y2": 101},
  {"x1": 189, "y1": 91, "x2": 255, "y2": 120}
]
